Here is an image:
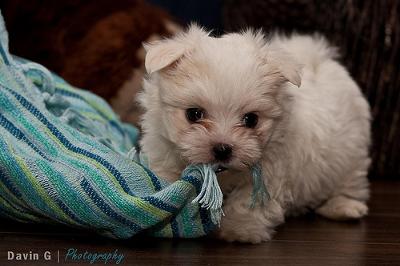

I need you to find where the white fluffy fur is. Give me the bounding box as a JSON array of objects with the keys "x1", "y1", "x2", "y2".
[{"x1": 138, "y1": 25, "x2": 371, "y2": 243}]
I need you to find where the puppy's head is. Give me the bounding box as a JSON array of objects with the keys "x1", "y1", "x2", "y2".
[{"x1": 141, "y1": 25, "x2": 302, "y2": 170}]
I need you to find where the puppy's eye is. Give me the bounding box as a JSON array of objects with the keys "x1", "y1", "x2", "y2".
[
  {"x1": 186, "y1": 108, "x2": 204, "y2": 123},
  {"x1": 243, "y1": 112, "x2": 258, "y2": 128}
]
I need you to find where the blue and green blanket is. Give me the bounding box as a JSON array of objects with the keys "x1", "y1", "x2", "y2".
[{"x1": 0, "y1": 12, "x2": 218, "y2": 238}]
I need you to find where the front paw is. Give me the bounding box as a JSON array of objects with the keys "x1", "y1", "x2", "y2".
[{"x1": 216, "y1": 221, "x2": 273, "y2": 244}]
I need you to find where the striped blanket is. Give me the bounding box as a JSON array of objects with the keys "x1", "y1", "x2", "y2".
[{"x1": 0, "y1": 12, "x2": 217, "y2": 238}]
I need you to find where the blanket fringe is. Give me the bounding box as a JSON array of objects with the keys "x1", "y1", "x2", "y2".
[
  {"x1": 183, "y1": 164, "x2": 224, "y2": 226},
  {"x1": 250, "y1": 163, "x2": 270, "y2": 208}
]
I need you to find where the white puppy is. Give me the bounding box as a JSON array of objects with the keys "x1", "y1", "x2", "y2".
[{"x1": 138, "y1": 25, "x2": 371, "y2": 243}]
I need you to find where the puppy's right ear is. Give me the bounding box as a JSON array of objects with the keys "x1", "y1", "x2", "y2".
[
  {"x1": 144, "y1": 24, "x2": 208, "y2": 74},
  {"x1": 144, "y1": 40, "x2": 187, "y2": 74}
]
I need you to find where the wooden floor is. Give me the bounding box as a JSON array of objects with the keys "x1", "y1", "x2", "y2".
[{"x1": 0, "y1": 180, "x2": 399, "y2": 265}]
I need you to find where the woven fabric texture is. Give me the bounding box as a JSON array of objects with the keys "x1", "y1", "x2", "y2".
[{"x1": 0, "y1": 12, "x2": 215, "y2": 239}]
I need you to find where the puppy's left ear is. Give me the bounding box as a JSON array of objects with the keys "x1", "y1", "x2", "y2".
[
  {"x1": 267, "y1": 48, "x2": 303, "y2": 87},
  {"x1": 144, "y1": 41, "x2": 187, "y2": 74}
]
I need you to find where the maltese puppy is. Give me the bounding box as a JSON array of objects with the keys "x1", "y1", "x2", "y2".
[{"x1": 138, "y1": 25, "x2": 371, "y2": 243}]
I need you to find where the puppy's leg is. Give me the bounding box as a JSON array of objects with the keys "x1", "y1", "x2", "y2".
[
  {"x1": 316, "y1": 195, "x2": 368, "y2": 220},
  {"x1": 316, "y1": 159, "x2": 370, "y2": 221},
  {"x1": 217, "y1": 185, "x2": 285, "y2": 243}
]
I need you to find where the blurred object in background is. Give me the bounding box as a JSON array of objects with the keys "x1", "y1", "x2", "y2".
[
  {"x1": 0, "y1": 0, "x2": 181, "y2": 125},
  {"x1": 148, "y1": 0, "x2": 223, "y2": 33},
  {"x1": 223, "y1": 0, "x2": 400, "y2": 180}
]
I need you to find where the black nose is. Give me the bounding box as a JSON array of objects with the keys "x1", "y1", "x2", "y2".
[{"x1": 212, "y1": 143, "x2": 232, "y2": 161}]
